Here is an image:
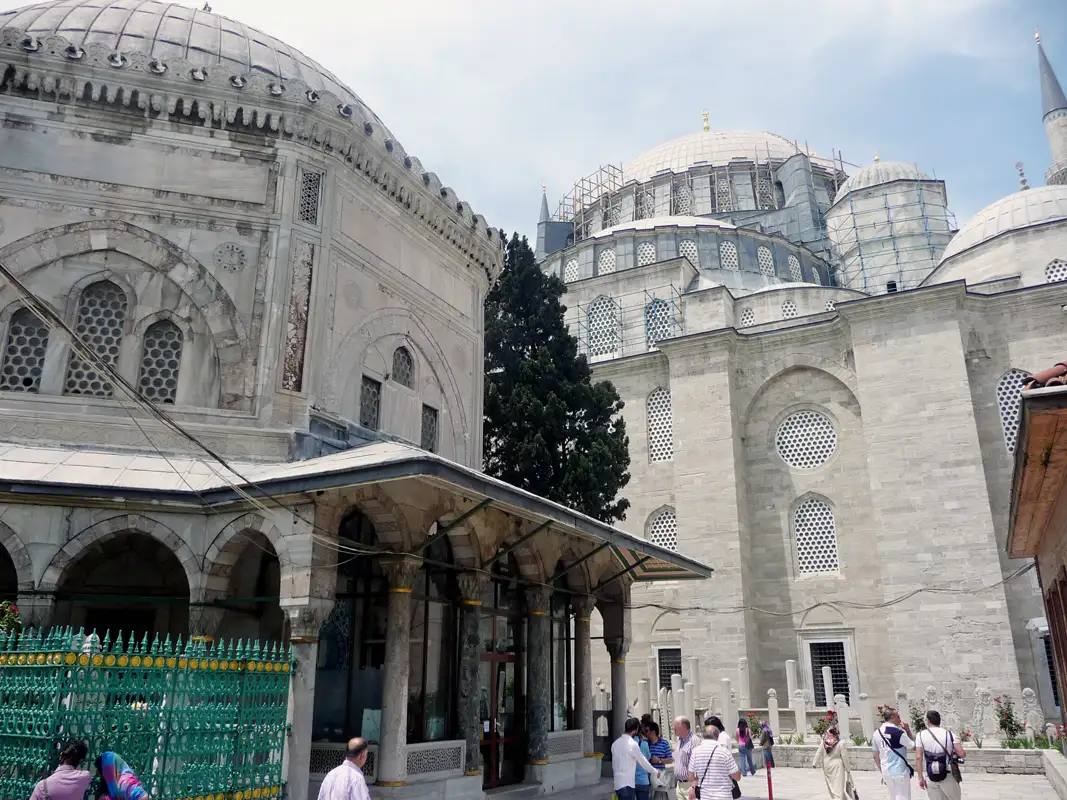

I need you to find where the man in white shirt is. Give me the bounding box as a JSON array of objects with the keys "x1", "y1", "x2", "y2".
[
  {"x1": 872, "y1": 708, "x2": 915, "y2": 800},
  {"x1": 317, "y1": 738, "x2": 371, "y2": 800},
  {"x1": 687, "y1": 723, "x2": 741, "y2": 800},
  {"x1": 915, "y1": 710, "x2": 965, "y2": 800},
  {"x1": 704, "y1": 716, "x2": 732, "y2": 750},
  {"x1": 612, "y1": 717, "x2": 659, "y2": 800}
]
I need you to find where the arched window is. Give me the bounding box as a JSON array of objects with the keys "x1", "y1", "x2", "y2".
[
  {"x1": 587, "y1": 296, "x2": 619, "y2": 359},
  {"x1": 774, "y1": 181, "x2": 786, "y2": 208},
  {"x1": 648, "y1": 507, "x2": 678, "y2": 551},
  {"x1": 64, "y1": 280, "x2": 128, "y2": 398},
  {"x1": 812, "y1": 265, "x2": 822, "y2": 284},
  {"x1": 597, "y1": 248, "x2": 617, "y2": 275},
  {"x1": 757, "y1": 246, "x2": 775, "y2": 276},
  {"x1": 647, "y1": 387, "x2": 673, "y2": 463},
  {"x1": 739, "y1": 308, "x2": 755, "y2": 327},
  {"x1": 137, "y1": 320, "x2": 183, "y2": 405},
  {"x1": 997, "y1": 368, "x2": 1033, "y2": 453},
  {"x1": 638, "y1": 191, "x2": 655, "y2": 220},
  {"x1": 392, "y1": 346, "x2": 414, "y2": 389},
  {"x1": 407, "y1": 535, "x2": 457, "y2": 744},
  {"x1": 782, "y1": 300, "x2": 798, "y2": 319},
  {"x1": 1046, "y1": 260, "x2": 1067, "y2": 283},
  {"x1": 0, "y1": 308, "x2": 49, "y2": 393},
  {"x1": 679, "y1": 239, "x2": 699, "y2": 267},
  {"x1": 788, "y1": 254, "x2": 803, "y2": 282},
  {"x1": 673, "y1": 182, "x2": 693, "y2": 215},
  {"x1": 793, "y1": 497, "x2": 839, "y2": 575},
  {"x1": 645, "y1": 298, "x2": 671, "y2": 350},
  {"x1": 637, "y1": 241, "x2": 657, "y2": 267},
  {"x1": 564, "y1": 258, "x2": 579, "y2": 283},
  {"x1": 715, "y1": 176, "x2": 733, "y2": 212},
  {"x1": 719, "y1": 241, "x2": 739, "y2": 270}
]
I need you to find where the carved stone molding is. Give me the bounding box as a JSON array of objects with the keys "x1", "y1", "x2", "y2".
[
  {"x1": 380, "y1": 556, "x2": 421, "y2": 591},
  {"x1": 525, "y1": 586, "x2": 552, "y2": 615},
  {"x1": 457, "y1": 572, "x2": 488, "y2": 603},
  {"x1": 281, "y1": 240, "x2": 315, "y2": 392}
]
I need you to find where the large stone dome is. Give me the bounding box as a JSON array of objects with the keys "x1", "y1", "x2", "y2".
[
  {"x1": 938, "y1": 185, "x2": 1067, "y2": 263},
  {"x1": 0, "y1": 0, "x2": 391, "y2": 136},
  {"x1": 832, "y1": 160, "x2": 930, "y2": 203},
  {"x1": 623, "y1": 130, "x2": 836, "y2": 183}
]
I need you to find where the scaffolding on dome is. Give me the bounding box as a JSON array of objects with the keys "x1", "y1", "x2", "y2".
[{"x1": 573, "y1": 284, "x2": 685, "y2": 363}]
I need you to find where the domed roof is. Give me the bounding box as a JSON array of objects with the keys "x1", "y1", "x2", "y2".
[
  {"x1": 833, "y1": 160, "x2": 930, "y2": 203},
  {"x1": 623, "y1": 130, "x2": 836, "y2": 184},
  {"x1": 938, "y1": 185, "x2": 1067, "y2": 263},
  {"x1": 0, "y1": 0, "x2": 390, "y2": 135}
]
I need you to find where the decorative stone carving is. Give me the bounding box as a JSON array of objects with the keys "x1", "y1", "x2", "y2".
[
  {"x1": 457, "y1": 572, "x2": 487, "y2": 603},
  {"x1": 282, "y1": 240, "x2": 315, "y2": 392},
  {"x1": 283, "y1": 598, "x2": 335, "y2": 641},
  {"x1": 525, "y1": 586, "x2": 551, "y2": 615},
  {"x1": 970, "y1": 687, "x2": 993, "y2": 736},
  {"x1": 1021, "y1": 687, "x2": 1045, "y2": 733},
  {"x1": 573, "y1": 595, "x2": 596, "y2": 619},
  {"x1": 941, "y1": 688, "x2": 960, "y2": 733},
  {"x1": 213, "y1": 242, "x2": 247, "y2": 272},
  {"x1": 924, "y1": 685, "x2": 938, "y2": 711},
  {"x1": 380, "y1": 557, "x2": 421, "y2": 590}
]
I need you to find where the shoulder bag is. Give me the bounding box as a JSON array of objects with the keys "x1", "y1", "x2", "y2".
[{"x1": 878, "y1": 728, "x2": 914, "y2": 778}]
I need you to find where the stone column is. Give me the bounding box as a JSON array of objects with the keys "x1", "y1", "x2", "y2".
[
  {"x1": 282, "y1": 598, "x2": 334, "y2": 800},
  {"x1": 608, "y1": 639, "x2": 630, "y2": 739},
  {"x1": 187, "y1": 602, "x2": 225, "y2": 642},
  {"x1": 767, "y1": 689, "x2": 780, "y2": 738},
  {"x1": 526, "y1": 586, "x2": 552, "y2": 767},
  {"x1": 16, "y1": 592, "x2": 54, "y2": 632},
  {"x1": 821, "y1": 666, "x2": 834, "y2": 710},
  {"x1": 785, "y1": 660, "x2": 799, "y2": 708},
  {"x1": 376, "y1": 557, "x2": 421, "y2": 787},
  {"x1": 458, "y1": 573, "x2": 487, "y2": 776},
  {"x1": 574, "y1": 595, "x2": 596, "y2": 756}
]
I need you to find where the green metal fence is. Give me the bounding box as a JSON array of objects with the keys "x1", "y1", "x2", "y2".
[{"x1": 0, "y1": 628, "x2": 292, "y2": 800}]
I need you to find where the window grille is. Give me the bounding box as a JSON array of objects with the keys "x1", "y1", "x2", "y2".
[
  {"x1": 645, "y1": 299, "x2": 671, "y2": 350},
  {"x1": 782, "y1": 300, "x2": 798, "y2": 319},
  {"x1": 392, "y1": 347, "x2": 414, "y2": 389},
  {"x1": 64, "y1": 281, "x2": 127, "y2": 398},
  {"x1": 673, "y1": 182, "x2": 693, "y2": 215},
  {"x1": 715, "y1": 175, "x2": 732, "y2": 212},
  {"x1": 648, "y1": 508, "x2": 678, "y2": 551},
  {"x1": 1046, "y1": 259, "x2": 1067, "y2": 283},
  {"x1": 776, "y1": 410, "x2": 837, "y2": 470},
  {"x1": 137, "y1": 320, "x2": 183, "y2": 405},
  {"x1": 809, "y1": 641, "x2": 850, "y2": 705},
  {"x1": 586, "y1": 297, "x2": 619, "y2": 359},
  {"x1": 298, "y1": 169, "x2": 324, "y2": 225},
  {"x1": 638, "y1": 191, "x2": 656, "y2": 220},
  {"x1": 1045, "y1": 634, "x2": 1060, "y2": 708},
  {"x1": 757, "y1": 176, "x2": 774, "y2": 210},
  {"x1": 607, "y1": 206, "x2": 622, "y2": 227},
  {"x1": 637, "y1": 241, "x2": 656, "y2": 267},
  {"x1": 564, "y1": 259, "x2": 579, "y2": 282},
  {"x1": 789, "y1": 255, "x2": 803, "y2": 282},
  {"x1": 719, "y1": 241, "x2": 739, "y2": 270},
  {"x1": 597, "y1": 248, "x2": 617, "y2": 275},
  {"x1": 997, "y1": 368, "x2": 1032, "y2": 453},
  {"x1": 794, "y1": 497, "x2": 839, "y2": 575},
  {"x1": 679, "y1": 239, "x2": 699, "y2": 267},
  {"x1": 657, "y1": 647, "x2": 682, "y2": 692},
  {"x1": 758, "y1": 246, "x2": 775, "y2": 276},
  {"x1": 421, "y1": 404, "x2": 439, "y2": 453},
  {"x1": 825, "y1": 300, "x2": 836, "y2": 312},
  {"x1": 813, "y1": 266, "x2": 822, "y2": 284},
  {"x1": 647, "y1": 387, "x2": 673, "y2": 462},
  {"x1": 360, "y1": 375, "x2": 381, "y2": 429},
  {"x1": 739, "y1": 308, "x2": 755, "y2": 327},
  {"x1": 0, "y1": 308, "x2": 48, "y2": 393}
]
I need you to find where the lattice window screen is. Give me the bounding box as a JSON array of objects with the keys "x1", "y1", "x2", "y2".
[
  {"x1": 637, "y1": 241, "x2": 657, "y2": 267},
  {"x1": 647, "y1": 387, "x2": 673, "y2": 462},
  {"x1": 679, "y1": 239, "x2": 699, "y2": 266},
  {"x1": 997, "y1": 368, "x2": 1032, "y2": 453},
  {"x1": 794, "y1": 497, "x2": 839, "y2": 575},
  {"x1": 782, "y1": 300, "x2": 798, "y2": 319},
  {"x1": 137, "y1": 320, "x2": 183, "y2": 405},
  {"x1": 638, "y1": 191, "x2": 656, "y2": 220},
  {"x1": 1046, "y1": 259, "x2": 1067, "y2": 283},
  {"x1": 739, "y1": 308, "x2": 755, "y2": 327},
  {"x1": 392, "y1": 347, "x2": 414, "y2": 389},
  {"x1": 564, "y1": 259, "x2": 579, "y2": 282},
  {"x1": 298, "y1": 169, "x2": 324, "y2": 225},
  {"x1": 657, "y1": 648, "x2": 682, "y2": 692},
  {"x1": 719, "y1": 241, "x2": 739, "y2": 270},
  {"x1": 360, "y1": 375, "x2": 382, "y2": 429},
  {"x1": 757, "y1": 177, "x2": 774, "y2": 209},
  {"x1": 825, "y1": 300, "x2": 836, "y2": 312},
  {"x1": 64, "y1": 281, "x2": 127, "y2": 398},
  {"x1": 421, "y1": 405, "x2": 439, "y2": 453},
  {"x1": 776, "y1": 410, "x2": 837, "y2": 469},
  {"x1": 587, "y1": 297, "x2": 619, "y2": 358},
  {"x1": 789, "y1": 255, "x2": 803, "y2": 282},
  {"x1": 674, "y1": 183, "x2": 692, "y2": 215},
  {"x1": 0, "y1": 308, "x2": 48, "y2": 393},
  {"x1": 648, "y1": 508, "x2": 678, "y2": 551},
  {"x1": 598, "y1": 249, "x2": 617, "y2": 275},
  {"x1": 645, "y1": 299, "x2": 671, "y2": 350},
  {"x1": 758, "y1": 246, "x2": 775, "y2": 276},
  {"x1": 813, "y1": 266, "x2": 822, "y2": 284},
  {"x1": 809, "y1": 642, "x2": 850, "y2": 705},
  {"x1": 715, "y1": 175, "x2": 732, "y2": 211}
]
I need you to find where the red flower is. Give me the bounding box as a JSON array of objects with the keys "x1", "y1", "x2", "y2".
[{"x1": 9, "y1": 605, "x2": 16, "y2": 614}]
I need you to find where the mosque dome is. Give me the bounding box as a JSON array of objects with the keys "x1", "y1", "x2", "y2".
[
  {"x1": 0, "y1": 0, "x2": 391, "y2": 137},
  {"x1": 832, "y1": 160, "x2": 930, "y2": 203},
  {"x1": 938, "y1": 185, "x2": 1067, "y2": 263},
  {"x1": 623, "y1": 130, "x2": 836, "y2": 184}
]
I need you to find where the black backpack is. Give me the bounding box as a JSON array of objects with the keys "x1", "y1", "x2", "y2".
[{"x1": 923, "y1": 730, "x2": 953, "y2": 783}]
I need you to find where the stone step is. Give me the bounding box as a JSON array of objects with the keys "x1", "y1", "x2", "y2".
[{"x1": 484, "y1": 783, "x2": 543, "y2": 800}]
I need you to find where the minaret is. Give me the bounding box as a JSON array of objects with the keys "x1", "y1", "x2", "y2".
[
  {"x1": 535, "y1": 183, "x2": 551, "y2": 261},
  {"x1": 1037, "y1": 30, "x2": 1067, "y2": 185}
]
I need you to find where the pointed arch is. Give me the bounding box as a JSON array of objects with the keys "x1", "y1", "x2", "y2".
[
  {"x1": 645, "y1": 505, "x2": 678, "y2": 552},
  {"x1": 203, "y1": 513, "x2": 290, "y2": 600},
  {"x1": 647, "y1": 387, "x2": 674, "y2": 463},
  {"x1": 0, "y1": 521, "x2": 33, "y2": 592},
  {"x1": 791, "y1": 493, "x2": 839, "y2": 576}
]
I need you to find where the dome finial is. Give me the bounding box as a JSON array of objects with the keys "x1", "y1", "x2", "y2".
[
  {"x1": 873, "y1": 152, "x2": 880, "y2": 164},
  {"x1": 1036, "y1": 28, "x2": 1041, "y2": 43},
  {"x1": 702, "y1": 110, "x2": 709, "y2": 133},
  {"x1": 1017, "y1": 161, "x2": 1030, "y2": 190},
  {"x1": 542, "y1": 181, "x2": 546, "y2": 195}
]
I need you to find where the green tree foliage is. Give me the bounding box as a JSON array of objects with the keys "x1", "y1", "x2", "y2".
[{"x1": 483, "y1": 233, "x2": 631, "y2": 523}]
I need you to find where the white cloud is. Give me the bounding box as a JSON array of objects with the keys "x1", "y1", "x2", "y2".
[{"x1": 0, "y1": 0, "x2": 1017, "y2": 235}]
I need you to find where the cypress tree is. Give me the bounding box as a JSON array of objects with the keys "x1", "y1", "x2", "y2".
[{"x1": 483, "y1": 233, "x2": 631, "y2": 523}]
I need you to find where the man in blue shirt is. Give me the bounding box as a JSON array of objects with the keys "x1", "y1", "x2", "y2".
[
  {"x1": 635, "y1": 726, "x2": 653, "y2": 800},
  {"x1": 645, "y1": 721, "x2": 674, "y2": 767}
]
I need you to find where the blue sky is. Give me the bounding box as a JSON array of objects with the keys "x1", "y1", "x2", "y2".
[{"x1": 3, "y1": 0, "x2": 1065, "y2": 239}]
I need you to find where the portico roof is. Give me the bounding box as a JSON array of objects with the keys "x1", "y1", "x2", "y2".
[
  {"x1": 1008, "y1": 384, "x2": 1067, "y2": 558},
  {"x1": 0, "y1": 439, "x2": 712, "y2": 582}
]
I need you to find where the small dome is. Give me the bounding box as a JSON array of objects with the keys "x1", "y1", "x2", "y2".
[
  {"x1": 938, "y1": 185, "x2": 1067, "y2": 264},
  {"x1": 623, "y1": 130, "x2": 836, "y2": 184},
  {"x1": 833, "y1": 161, "x2": 930, "y2": 203}
]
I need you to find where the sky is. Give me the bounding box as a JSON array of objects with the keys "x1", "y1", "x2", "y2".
[{"x1": 2, "y1": 0, "x2": 1066, "y2": 239}]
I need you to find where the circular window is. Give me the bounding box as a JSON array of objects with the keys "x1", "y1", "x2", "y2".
[
  {"x1": 775, "y1": 410, "x2": 837, "y2": 469},
  {"x1": 739, "y1": 308, "x2": 755, "y2": 327}
]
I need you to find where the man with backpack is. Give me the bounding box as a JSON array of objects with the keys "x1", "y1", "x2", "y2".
[
  {"x1": 872, "y1": 707, "x2": 915, "y2": 800},
  {"x1": 915, "y1": 710, "x2": 965, "y2": 800}
]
